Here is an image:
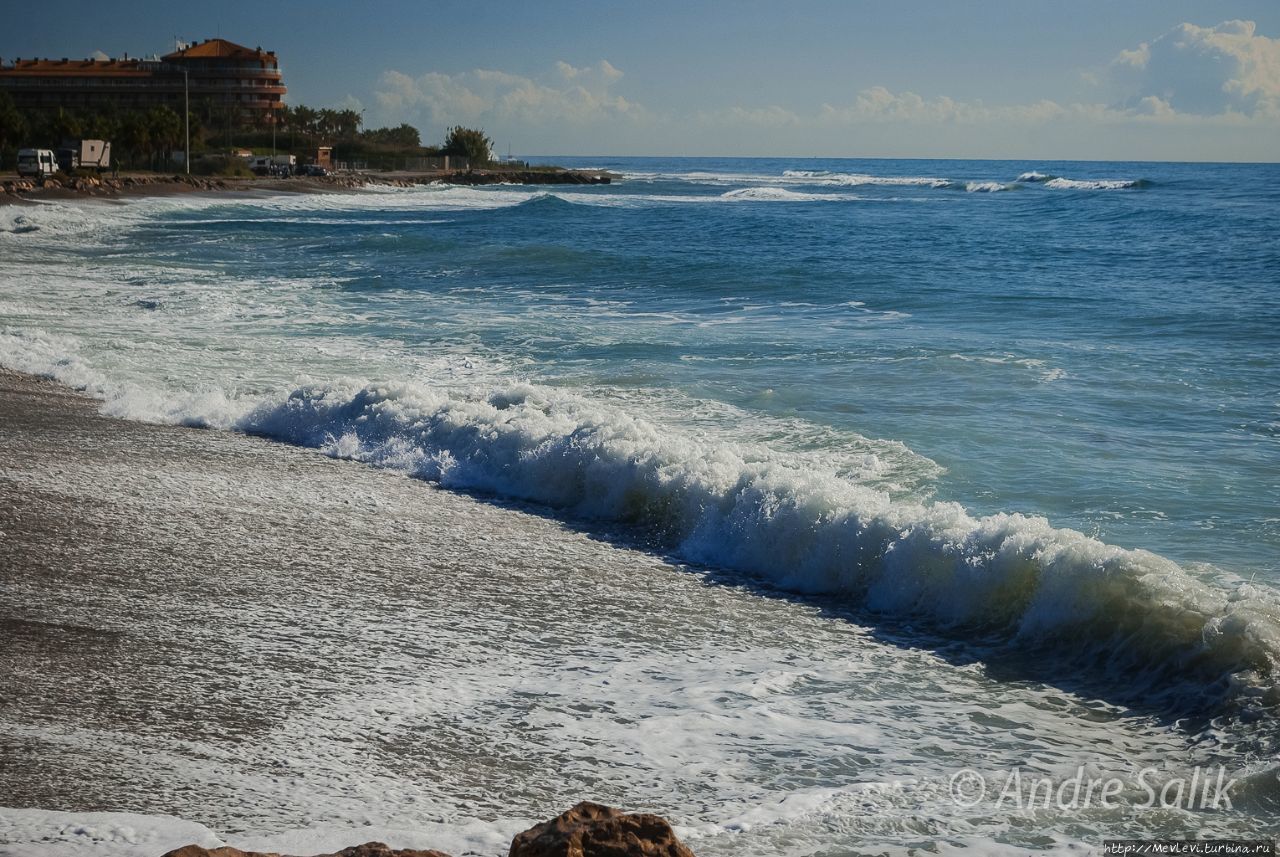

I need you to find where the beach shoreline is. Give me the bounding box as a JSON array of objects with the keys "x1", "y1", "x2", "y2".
[
  {"x1": 0, "y1": 168, "x2": 615, "y2": 205},
  {"x1": 0, "y1": 366, "x2": 710, "y2": 856},
  {"x1": 4, "y1": 154, "x2": 1278, "y2": 854}
]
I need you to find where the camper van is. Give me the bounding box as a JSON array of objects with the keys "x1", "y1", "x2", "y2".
[
  {"x1": 16, "y1": 148, "x2": 59, "y2": 178},
  {"x1": 248, "y1": 154, "x2": 296, "y2": 176},
  {"x1": 56, "y1": 139, "x2": 112, "y2": 173}
]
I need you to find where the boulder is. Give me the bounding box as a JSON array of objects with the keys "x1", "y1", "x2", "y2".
[
  {"x1": 508, "y1": 802, "x2": 695, "y2": 857},
  {"x1": 160, "y1": 843, "x2": 451, "y2": 857}
]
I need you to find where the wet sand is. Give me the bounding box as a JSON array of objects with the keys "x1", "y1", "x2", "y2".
[{"x1": 0, "y1": 368, "x2": 701, "y2": 854}]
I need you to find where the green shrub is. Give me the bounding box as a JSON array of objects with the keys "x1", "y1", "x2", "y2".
[{"x1": 191, "y1": 156, "x2": 252, "y2": 177}]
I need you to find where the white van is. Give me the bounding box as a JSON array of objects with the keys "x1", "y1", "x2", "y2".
[{"x1": 16, "y1": 148, "x2": 59, "y2": 178}]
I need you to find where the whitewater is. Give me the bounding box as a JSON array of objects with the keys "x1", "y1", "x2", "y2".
[{"x1": 2, "y1": 156, "x2": 1279, "y2": 854}]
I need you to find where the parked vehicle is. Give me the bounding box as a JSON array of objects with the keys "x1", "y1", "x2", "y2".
[
  {"x1": 248, "y1": 154, "x2": 296, "y2": 176},
  {"x1": 56, "y1": 139, "x2": 112, "y2": 173},
  {"x1": 298, "y1": 164, "x2": 328, "y2": 177},
  {"x1": 16, "y1": 148, "x2": 59, "y2": 178}
]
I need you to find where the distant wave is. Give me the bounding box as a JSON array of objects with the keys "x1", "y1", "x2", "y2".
[
  {"x1": 784, "y1": 171, "x2": 1026, "y2": 193},
  {"x1": 964, "y1": 181, "x2": 1015, "y2": 193},
  {"x1": 783, "y1": 169, "x2": 954, "y2": 188},
  {"x1": 510, "y1": 192, "x2": 582, "y2": 210},
  {"x1": 779, "y1": 170, "x2": 1150, "y2": 193},
  {"x1": 721, "y1": 187, "x2": 849, "y2": 202},
  {"x1": 1044, "y1": 177, "x2": 1151, "y2": 190}
]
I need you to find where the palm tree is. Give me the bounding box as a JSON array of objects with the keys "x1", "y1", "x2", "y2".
[
  {"x1": 48, "y1": 108, "x2": 83, "y2": 146},
  {"x1": 83, "y1": 110, "x2": 121, "y2": 145},
  {"x1": 146, "y1": 106, "x2": 182, "y2": 169},
  {"x1": 336, "y1": 108, "x2": 361, "y2": 139},
  {"x1": 118, "y1": 111, "x2": 151, "y2": 169},
  {"x1": 0, "y1": 93, "x2": 26, "y2": 168},
  {"x1": 290, "y1": 104, "x2": 318, "y2": 137}
]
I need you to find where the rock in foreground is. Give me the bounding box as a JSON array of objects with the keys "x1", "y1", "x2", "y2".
[
  {"x1": 159, "y1": 803, "x2": 693, "y2": 857},
  {"x1": 508, "y1": 802, "x2": 695, "y2": 857}
]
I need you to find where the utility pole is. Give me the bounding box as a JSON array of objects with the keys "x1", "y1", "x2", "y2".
[{"x1": 183, "y1": 68, "x2": 190, "y2": 174}]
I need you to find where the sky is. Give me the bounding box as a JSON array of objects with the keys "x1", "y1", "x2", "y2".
[{"x1": 3, "y1": 0, "x2": 1278, "y2": 161}]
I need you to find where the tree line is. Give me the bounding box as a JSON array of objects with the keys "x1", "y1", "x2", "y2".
[
  {"x1": 0, "y1": 91, "x2": 494, "y2": 171},
  {"x1": 0, "y1": 93, "x2": 198, "y2": 169}
]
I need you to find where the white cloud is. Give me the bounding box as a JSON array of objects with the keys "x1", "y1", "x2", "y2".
[
  {"x1": 373, "y1": 60, "x2": 645, "y2": 132},
  {"x1": 1113, "y1": 42, "x2": 1151, "y2": 71},
  {"x1": 696, "y1": 105, "x2": 800, "y2": 127},
  {"x1": 1134, "y1": 95, "x2": 1176, "y2": 118},
  {"x1": 555, "y1": 59, "x2": 623, "y2": 90},
  {"x1": 363, "y1": 25, "x2": 1279, "y2": 159},
  {"x1": 333, "y1": 94, "x2": 364, "y2": 113},
  {"x1": 818, "y1": 86, "x2": 1072, "y2": 125},
  {"x1": 1109, "y1": 20, "x2": 1280, "y2": 117}
]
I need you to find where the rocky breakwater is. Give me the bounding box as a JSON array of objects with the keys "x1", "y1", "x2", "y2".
[
  {"x1": 160, "y1": 802, "x2": 696, "y2": 857},
  {"x1": 2, "y1": 173, "x2": 234, "y2": 197},
  {"x1": 0, "y1": 169, "x2": 614, "y2": 201},
  {"x1": 439, "y1": 169, "x2": 612, "y2": 186}
]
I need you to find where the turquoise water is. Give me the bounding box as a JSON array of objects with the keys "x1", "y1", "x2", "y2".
[
  {"x1": 2, "y1": 157, "x2": 1279, "y2": 853},
  {"x1": 88, "y1": 156, "x2": 1280, "y2": 575},
  {"x1": 402, "y1": 157, "x2": 1280, "y2": 577}
]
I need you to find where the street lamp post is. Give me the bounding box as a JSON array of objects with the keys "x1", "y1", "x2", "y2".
[{"x1": 183, "y1": 69, "x2": 190, "y2": 175}]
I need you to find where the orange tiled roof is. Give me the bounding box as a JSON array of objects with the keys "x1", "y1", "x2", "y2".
[
  {"x1": 163, "y1": 38, "x2": 275, "y2": 61},
  {"x1": 0, "y1": 58, "x2": 149, "y2": 76}
]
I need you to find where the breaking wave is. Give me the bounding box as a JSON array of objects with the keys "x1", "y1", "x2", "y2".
[
  {"x1": 2, "y1": 314, "x2": 1277, "y2": 717},
  {"x1": 783, "y1": 170, "x2": 954, "y2": 188},
  {"x1": 1044, "y1": 177, "x2": 1150, "y2": 190},
  {"x1": 778, "y1": 170, "x2": 1151, "y2": 193},
  {"x1": 208, "y1": 379, "x2": 1280, "y2": 713},
  {"x1": 964, "y1": 181, "x2": 1015, "y2": 193},
  {"x1": 721, "y1": 187, "x2": 849, "y2": 202}
]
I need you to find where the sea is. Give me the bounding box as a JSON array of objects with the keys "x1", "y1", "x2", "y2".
[{"x1": 1, "y1": 157, "x2": 1278, "y2": 854}]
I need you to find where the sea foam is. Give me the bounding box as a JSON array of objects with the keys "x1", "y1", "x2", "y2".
[
  {"x1": 5, "y1": 314, "x2": 1276, "y2": 709},
  {"x1": 215, "y1": 378, "x2": 1280, "y2": 709},
  {"x1": 721, "y1": 187, "x2": 848, "y2": 202},
  {"x1": 783, "y1": 169, "x2": 954, "y2": 188},
  {"x1": 1043, "y1": 177, "x2": 1148, "y2": 190}
]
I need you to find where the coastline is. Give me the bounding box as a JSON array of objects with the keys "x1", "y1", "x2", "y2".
[
  {"x1": 0, "y1": 168, "x2": 615, "y2": 205},
  {"x1": 4, "y1": 155, "x2": 1278, "y2": 854}
]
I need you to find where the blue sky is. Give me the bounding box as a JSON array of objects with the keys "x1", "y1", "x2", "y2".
[{"x1": 3, "y1": 0, "x2": 1278, "y2": 160}]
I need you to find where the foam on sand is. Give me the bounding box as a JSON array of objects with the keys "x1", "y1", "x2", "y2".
[
  {"x1": 1, "y1": 315, "x2": 1276, "y2": 710},
  {"x1": 0, "y1": 808, "x2": 222, "y2": 857},
  {"x1": 0, "y1": 807, "x2": 519, "y2": 857},
  {"x1": 209, "y1": 379, "x2": 1280, "y2": 710}
]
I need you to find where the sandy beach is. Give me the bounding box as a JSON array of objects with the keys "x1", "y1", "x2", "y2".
[{"x1": 0, "y1": 368, "x2": 709, "y2": 854}]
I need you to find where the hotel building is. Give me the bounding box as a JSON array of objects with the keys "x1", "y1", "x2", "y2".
[{"x1": 0, "y1": 38, "x2": 285, "y2": 125}]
